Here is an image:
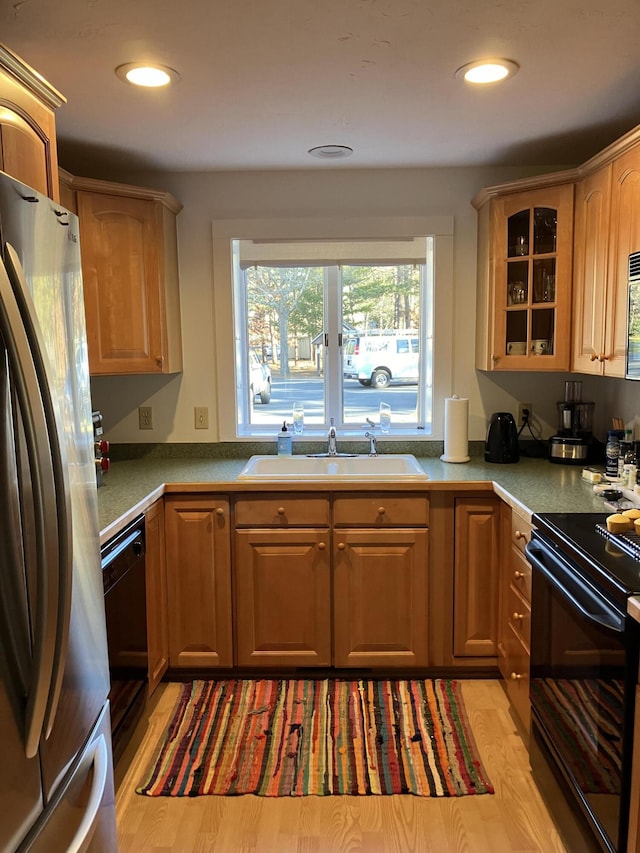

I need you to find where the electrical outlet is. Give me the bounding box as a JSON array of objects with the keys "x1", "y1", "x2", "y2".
[
  {"x1": 518, "y1": 403, "x2": 532, "y2": 425},
  {"x1": 194, "y1": 406, "x2": 209, "y2": 429},
  {"x1": 138, "y1": 406, "x2": 153, "y2": 430}
]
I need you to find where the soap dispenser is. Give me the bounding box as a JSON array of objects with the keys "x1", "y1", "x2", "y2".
[{"x1": 277, "y1": 421, "x2": 292, "y2": 456}]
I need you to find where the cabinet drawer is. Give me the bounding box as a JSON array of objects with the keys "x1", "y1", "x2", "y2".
[
  {"x1": 511, "y1": 509, "x2": 532, "y2": 556},
  {"x1": 510, "y1": 548, "x2": 532, "y2": 603},
  {"x1": 234, "y1": 495, "x2": 330, "y2": 527},
  {"x1": 333, "y1": 495, "x2": 429, "y2": 527},
  {"x1": 507, "y1": 584, "x2": 531, "y2": 651},
  {"x1": 503, "y1": 623, "x2": 530, "y2": 735}
]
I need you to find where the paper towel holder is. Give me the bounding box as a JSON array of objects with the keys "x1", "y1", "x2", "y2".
[{"x1": 440, "y1": 394, "x2": 471, "y2": 463}]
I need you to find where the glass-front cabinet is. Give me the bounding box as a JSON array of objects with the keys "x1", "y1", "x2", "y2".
[{"x1": 477, "y1": 183, "x2": 574, "y2": 371}]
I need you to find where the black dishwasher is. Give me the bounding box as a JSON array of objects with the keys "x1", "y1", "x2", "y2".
[{"x1": 101, "y1": 515, "x2": 147, "y2": 763}]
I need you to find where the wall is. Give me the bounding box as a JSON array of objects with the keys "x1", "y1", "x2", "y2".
[{"x1": 86, "y1": 164, "x2": 639, "y2": 447}]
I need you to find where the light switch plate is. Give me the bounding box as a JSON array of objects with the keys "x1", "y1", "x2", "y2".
[{"x1": 194, "y1": 406, "x2": 209, "y2": 429}]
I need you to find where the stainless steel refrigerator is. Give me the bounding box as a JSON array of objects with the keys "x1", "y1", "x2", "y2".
[{"x1": 0, "y1": 171, "x2": 117, "y2": 851}]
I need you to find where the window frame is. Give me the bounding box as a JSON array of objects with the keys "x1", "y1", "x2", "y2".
[{"x1": 212, "y1": 216, "x2": 454, "y2": 442}]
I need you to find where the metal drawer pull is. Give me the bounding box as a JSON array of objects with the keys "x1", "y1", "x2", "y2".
[
  {"x1": 514, "y1": 530, "x2": 527, "y2": 542},
  {"x1": 512, "y1": 612, "x2": 525, "y2": 622},
  {"x1": 514, "y1": 570, "x2": 525, "y2": 579},
  {"x1": 510, "y1": 672, "x2": 523, "y2": 681}
]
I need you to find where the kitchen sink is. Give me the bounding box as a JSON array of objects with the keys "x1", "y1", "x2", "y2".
[{"x1": 237, "y1": 454, "x2": 428, "y2": 481}]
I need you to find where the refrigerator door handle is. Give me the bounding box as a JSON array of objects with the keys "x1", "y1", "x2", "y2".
[
  {"x1": 5, "y1": 244, "x2": 73, "y2": 739},
  {"x1": 0, "y1": 250, "x2": 68, "y2": 758},
  {"x1": 65, "y1": 735, "x2": 108, "y2": 853}
]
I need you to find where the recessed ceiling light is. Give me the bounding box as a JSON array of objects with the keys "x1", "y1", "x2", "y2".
[
  {"x1": 308, "y1": 145, "x2": 354, "y2": 159},
  {"x1": 455, "y1": 58, "x2": 519, "y2": 85},
  {"x1": 116, "y1": 63, "x2": 180, "y2": 88}
]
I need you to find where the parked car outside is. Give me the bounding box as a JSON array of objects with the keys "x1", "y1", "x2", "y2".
[
  {"x1": 249, "y1": 349, "x2": 272, "y2": 403},
  {"x1": 343, "y1": 332, "x2": 419, "y2": 388}
]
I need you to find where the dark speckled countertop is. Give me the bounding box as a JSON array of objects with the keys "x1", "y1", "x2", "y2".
[{"x1": 97, "y1": 455, "x2": 610, "y2": 544}]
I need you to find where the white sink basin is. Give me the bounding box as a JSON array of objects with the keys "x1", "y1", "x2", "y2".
[{"x1": 237, "y1": 454, "x2": 428, "y2": 481}]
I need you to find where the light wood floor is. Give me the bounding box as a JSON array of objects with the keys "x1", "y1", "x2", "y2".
[{"x1": 114, "y1": 680, "x2": 586, "y2": 852}]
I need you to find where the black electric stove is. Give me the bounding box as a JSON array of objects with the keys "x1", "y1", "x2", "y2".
[
  {"x1": 529, "y1": 511, "x2": 640, "y2": 853},
  {"x1": 532, "y1": 512, "x2": 640, "y2": 613}
]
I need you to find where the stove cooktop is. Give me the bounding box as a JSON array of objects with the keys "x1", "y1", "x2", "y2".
[{"x1": 532, "y1": 512, "x2": 640, "y2": 609}]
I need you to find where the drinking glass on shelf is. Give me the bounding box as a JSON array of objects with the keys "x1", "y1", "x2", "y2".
[
  {"x1": 379, "y1": 402, "x2": 391, "y2": 433},
  {"x1": 542, "y1": 272, "x2": 555, "y2": 302},
  {"x1": 292, "y1": 402, "x2": 304, "y2": 434}
]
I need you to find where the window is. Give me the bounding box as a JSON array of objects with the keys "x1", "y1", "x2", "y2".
[
  {"x1": 232, "y1": 237, "x2": 434, "y2": 436},
  {"x1": 212, "y1": 216, "x2": 454, "y2": 443}
]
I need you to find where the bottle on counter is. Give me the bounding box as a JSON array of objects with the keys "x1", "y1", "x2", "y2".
[
  {"x1": 623, "y1": 441, "x2": 638, "y2": 489},
  {"x1": 618, "y1": 440, "x2": 631, "y2": 480},
  {"x1": 277, "y1": 420, "x2": 292, "y2": 456},
  {"x1": 606, "y1": 431, "x2": 621, "y2": 478}
]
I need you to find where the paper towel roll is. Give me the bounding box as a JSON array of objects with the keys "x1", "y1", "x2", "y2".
[{"x1": 440, "y1": 395, "x2": 470, "y2": 463}]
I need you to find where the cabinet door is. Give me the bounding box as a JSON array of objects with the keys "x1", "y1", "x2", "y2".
[
  {"x1": 453, "y1": 497, "x2": 500, "y2": 657},
  {"x1": 234, "y1": 528, "x2": 331, "y2": 667},
  {"x1": 0, "y1": 59, "x2": 61, "y2": 200},
  {"x1": 572, "y1": 166, "x2": 614, "y2": 374},
  {"x1": 489, "y1": 184, "x2": 574, "y2": 370},
  {"x1": 0, "y1": 112, "x2": 49, "y2": 197},
  {"x1": 145, "y1": 499, "x2": 169, "y2": 695},
  {"x1": 333, "y1": 529, "x2": 428, "y2": 668},
  {"x1": 165, "y1": 496, "x2": 232, "y2": 668},
  {"x1": 627, "y1": 685, "x2": 640, "y2": 852},
  {"x1": 77, "y1": 191, "x2": 169, "y2": 375},
  {"x1": 609, "y1": 147, "x2": 640, "y2": 378}
]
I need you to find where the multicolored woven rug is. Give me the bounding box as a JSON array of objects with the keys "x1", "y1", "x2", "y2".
[{"x1": 136, "y1": 679, "x2": 494, "y2": 797}]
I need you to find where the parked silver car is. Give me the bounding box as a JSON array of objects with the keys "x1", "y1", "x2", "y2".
[{"x1": 249, "y1": 349, "x2": 272, "y2": 403}]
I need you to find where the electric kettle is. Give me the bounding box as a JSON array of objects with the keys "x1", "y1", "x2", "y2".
[{"x1": 485, "y1": 412, "x2": 519, "y2": 463}]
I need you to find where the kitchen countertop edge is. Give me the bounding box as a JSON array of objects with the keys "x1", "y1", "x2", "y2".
[{"x1": 97, "y1": 455, "x2": 610, "y2": 543}]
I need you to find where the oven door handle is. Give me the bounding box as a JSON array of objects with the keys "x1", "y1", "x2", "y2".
[{"x1": 526, "y1": 541, "x2": 624, "y2": 635}]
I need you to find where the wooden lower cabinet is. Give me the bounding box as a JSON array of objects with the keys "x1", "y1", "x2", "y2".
[
  {"x1": 144, "y1": 499, "x2": 169, "y2": 695},
  {"x1": 498, "y1": 503, "x2": 533, "y2": 734},
  {"x1": 333, "y1": 528, "x2": 429, "y2": 667},
  {"x1": 627, "y1": 685, "x2": 640, "y2": 852},
  {"x1": 453, "y1": 497, "x2": 500, "y2": 658},
  {"x1": 234, "y1": 528, "x2": 331, "y2": 667},
  {"x1": 164, "y1": 495, "x2": 233, "y2": 668}
]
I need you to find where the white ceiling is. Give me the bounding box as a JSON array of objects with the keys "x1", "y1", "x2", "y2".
[{"x1": 2, "y1": 0, "x2": 639, "y2": 174}]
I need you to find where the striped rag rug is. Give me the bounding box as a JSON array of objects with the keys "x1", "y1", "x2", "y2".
[{"x1": 136, "y1": 678, "x2": 494, "y2": 797}]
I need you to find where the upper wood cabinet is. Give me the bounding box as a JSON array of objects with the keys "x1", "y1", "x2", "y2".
[
  {"x1": 474, "y1": 183, "x2": 574, "y2": 371},
  {"x1": 608, "y1": 147, "x2": 640, "y2": 374},
  {"x1": 0, "y1": 45, "x2": 63, "y2": 200},
  {"x1": 572, "y1": 165, "x2": 620, "y2": 374},
  {"x1": 60, "y1": 172, "x2": 183, "y2": 375}
]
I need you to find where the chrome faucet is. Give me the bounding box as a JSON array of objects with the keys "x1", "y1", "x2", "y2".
[
  {"x1": 364, "y1": 431, "x2": 378, "y2": 456},
  {"x1": 327, "y1": 417, "x2": 338, "y2": 456}
]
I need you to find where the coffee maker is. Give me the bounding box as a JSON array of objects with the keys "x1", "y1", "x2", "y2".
[{"x1": 549, "y1": 381, "x2": 595, "y2": 464}]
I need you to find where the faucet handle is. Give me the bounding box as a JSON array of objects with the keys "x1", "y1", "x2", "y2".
[
  {"x1": 365, "y1": 417, "x2": 376, "y2": 429},
  {"x1": 330, "y1": 416, "x2": 335, "y2": 427},
  {"x1": 364, "y1": 431, "x2": 378, "y2": 456}
]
